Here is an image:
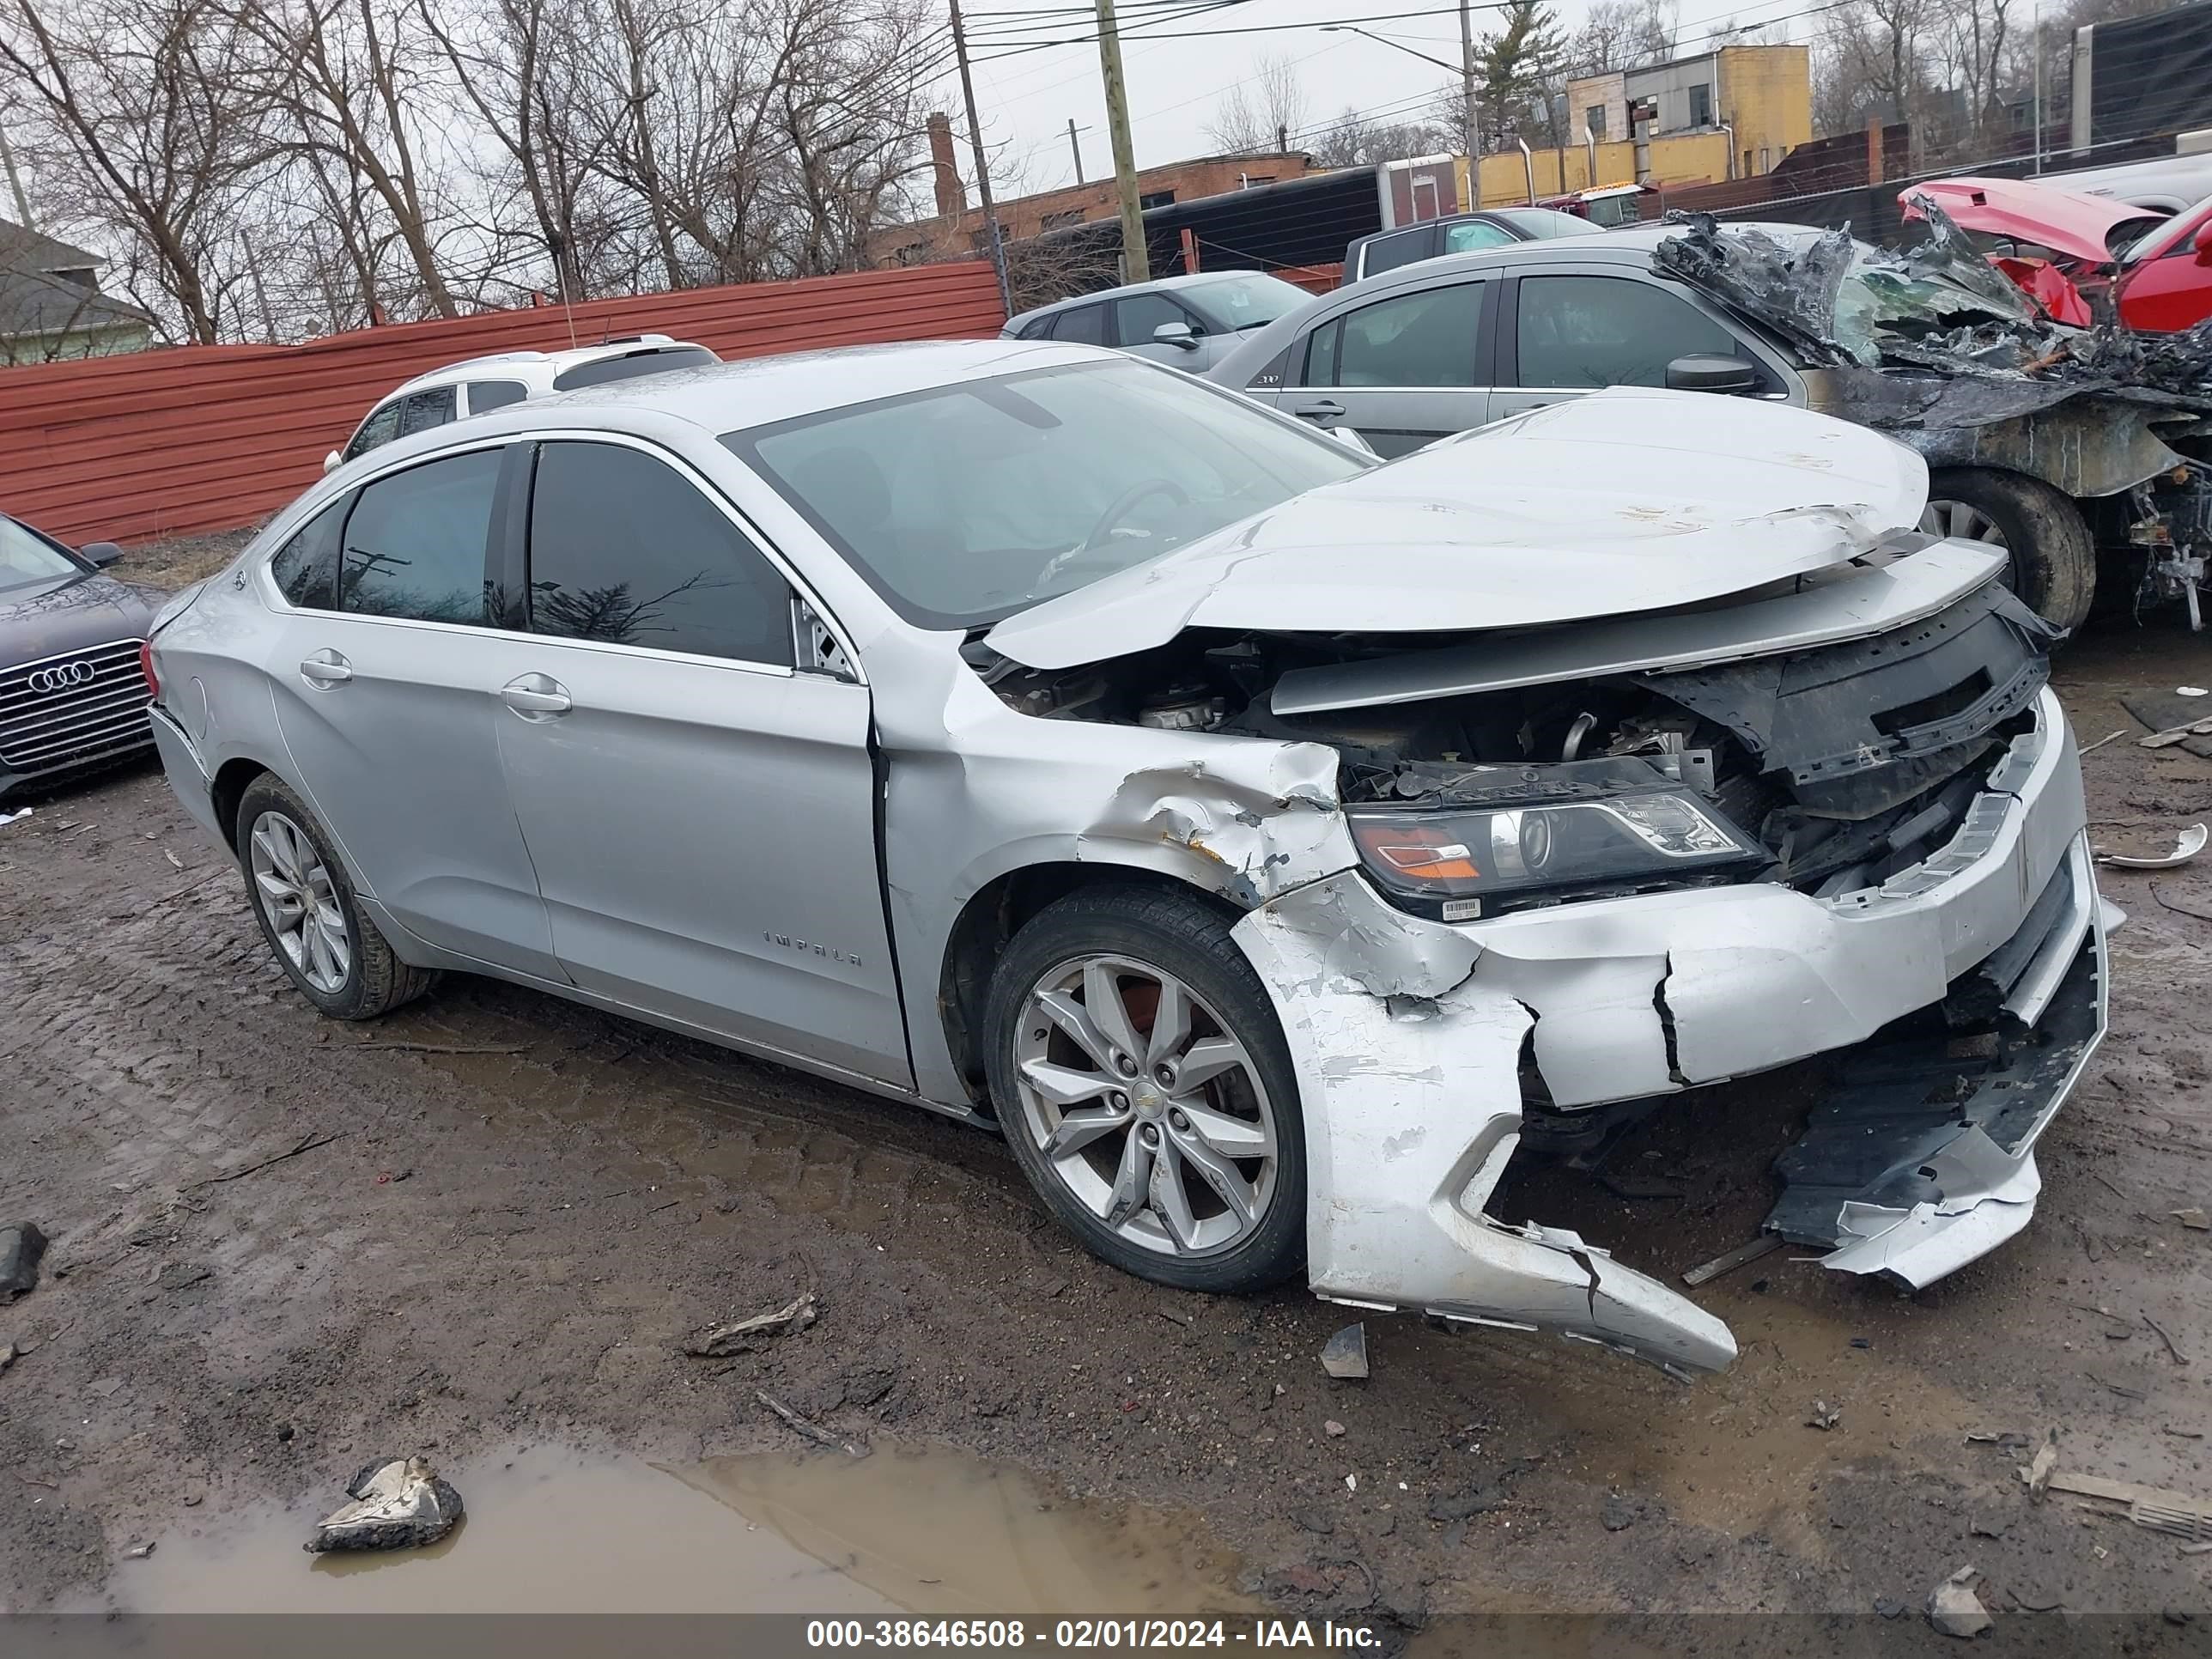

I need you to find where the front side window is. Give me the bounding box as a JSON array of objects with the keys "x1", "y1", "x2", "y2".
[
  {"x1": 526, "y1": 441, "x2": 793, "y2": 665},
  {"x1": 731, "y1": 361, "x2": 1364, "y2": 630},
  {"x1": 1182, "y1": 273, "x2": 1310, "y2": 331},
  {"x1": 1116, "y1": 292, "x2": 1199, "y2": 345},
  {"x1": 1302, "y1": 283, "x2": 1486, "y2": 388},
  {"x1": 270, "y1": 498, "x2": 349, "y2": 609},
  {"x1": 338, "y1": 447, "x2": 501, "y2": 623},
  {"x1": 1442, "y1": 220, "x2": 1516, "y2": 255},
  {"x1": 399, "y1": 386, "x2": 457, "y2": 437},
  {"x1": 343, "y1": 398, "x2": 404, "y2": 462},
  {"x1": 1516, "y1": 275, "x2": 1737, "y2": 388}
]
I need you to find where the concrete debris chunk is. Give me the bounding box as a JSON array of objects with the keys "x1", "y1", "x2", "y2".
[
  {"x1": 0, "y1": 1223, "x2": 48, "y2": 1302},
  {"x1": 1807, "y1": 1400, "x2": 1842, "y2": 1431},
  {"x1": 2173, "y1": 1208, "x2": 2210, "y2": 1231},
  {"x1": 2022, "y1": 1429, "x2": 2060, "y2": 1498},
  {"x1": 684, "y1": 1292, "x2": 818, "y2": 1357},
  {"x1": 1926, "y1": 1566, "x2": 1992, "y2": 1638},
  {"x1": 1320, "y1": 1322, "x2": 1369, "y2": 1381},
  {"x1": 305, "y1": 1456, "x2": 465, "y2": 1553}
]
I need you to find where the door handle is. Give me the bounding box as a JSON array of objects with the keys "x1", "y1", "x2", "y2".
[
  {"x1": 298, "y1": 651, "x2": 352, "y2": 688},
  {"x1": 500, "y1": 673, "x2": 572, "y2": 720},
  {"x1": 1291, "y1": 398, "x2": 1346, "y2": 418}
]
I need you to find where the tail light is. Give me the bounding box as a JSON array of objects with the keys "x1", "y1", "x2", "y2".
[{"x1": 139, "y1": 639, "x2": 161, "y2": 699}]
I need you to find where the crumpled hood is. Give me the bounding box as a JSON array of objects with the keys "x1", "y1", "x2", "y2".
[
  {"x1": 1901, "y1": 177, "x2": 2150, "y2": 267},
  {"x1": 986, "y1": 387, "x2": 1929, "y2": 671}
]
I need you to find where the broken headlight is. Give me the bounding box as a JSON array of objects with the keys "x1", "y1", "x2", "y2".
[{"x1": 1347, "y1": 770, "x2": 1765, "y2": 920}]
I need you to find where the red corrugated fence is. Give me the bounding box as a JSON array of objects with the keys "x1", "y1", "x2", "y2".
[{"x1": 0, "y1": 259, "x2": 1006, "y2": 545}]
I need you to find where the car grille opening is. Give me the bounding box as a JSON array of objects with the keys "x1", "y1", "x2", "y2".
[{"x1": 0, "y1": 638, "x2": 154, "y2": 773}]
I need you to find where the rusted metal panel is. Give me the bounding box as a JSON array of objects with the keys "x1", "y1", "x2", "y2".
[
  {"x1": 0, "y1": 260, "x2": 1004, "y2": 544},
  {"x1": 1279, "y1": 263, "x2": 1343, "y2": 295}
]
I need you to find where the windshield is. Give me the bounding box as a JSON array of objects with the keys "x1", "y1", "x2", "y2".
[
  {"x1": 1488, "y1": 207, "x2": 1606, "y2": 240},
  {"x1": 729, "y1": 361, "x2": 1364, "y2": 629},
  {"x1": 0, "y1": 515, "x2": 83, "y2": 593},
  {"x1": 1183, "y1": 273, "x2": 1311, "y2": 331},
  {"x1": 1814, "y1": 229, "x2": 2038, "y2": 366}
]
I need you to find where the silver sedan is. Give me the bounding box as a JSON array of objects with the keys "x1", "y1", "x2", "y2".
[{"x1": 145, "y1": 341, "x2": 2105, "y2": 1377}]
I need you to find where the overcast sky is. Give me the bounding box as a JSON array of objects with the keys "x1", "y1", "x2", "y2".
[{"x1": 933, "y1": 0, "x2": 1798, "y2": 198}]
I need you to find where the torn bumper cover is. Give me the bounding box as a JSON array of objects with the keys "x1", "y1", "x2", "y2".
[{"x1": 1230, "y1": 687, "x2": 2099, "y2": 1378}]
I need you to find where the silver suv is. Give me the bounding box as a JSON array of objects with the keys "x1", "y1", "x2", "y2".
[{"x1": 146, "y1": 340, "x2": 2104, "y2": 1378}]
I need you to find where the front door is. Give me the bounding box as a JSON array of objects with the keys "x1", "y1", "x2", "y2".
[
  {"x1": 1277, "y1": 277, "x2": 1493, "y2": 457},
  {"x1": 1492, "y1": 270, "x2": 1765, "y2": 420},
  {"x1": 264, "y1": 443, "x2": 562, "y2": 978},
  {"x1": 489, "y1": 437, "x2": 909, "y2": 1087}
]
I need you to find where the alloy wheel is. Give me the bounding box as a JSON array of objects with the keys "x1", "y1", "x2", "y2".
[
  {"x1": 247, "y1": 809, "x2": 352, "y2": 994},
  {"x1": 1918, "y1": 499, "x2": 2010, "y2": 549},
  {"x1": 1011, "y1": 954, "x2": 1279, "y2": 1257}
]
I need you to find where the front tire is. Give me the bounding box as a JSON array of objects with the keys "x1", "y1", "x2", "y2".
[
  {"x1": 1920, "y1": 467, "x2": 2096, "y2": 632},
  {"x1": 234, "y1": 775, "x2": 438, "y2": 1020},
  {"x1": 983, "y1": 884, "x2": 1306, "y2": 1294}
]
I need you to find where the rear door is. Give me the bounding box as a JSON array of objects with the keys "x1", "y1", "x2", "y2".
[
  {"x1": 1492, "y1": 269, "x2": 1777, "y2": 419},
  {"x1": 1277, "y1": 276, "x2": 1495, "y2": 457},
  {"x1": 489, "y1": 436, "x2": 909, "y2": 1086}
]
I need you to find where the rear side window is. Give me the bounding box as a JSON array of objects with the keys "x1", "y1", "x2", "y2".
[
  {"x1": 338, "y1": 447, "x2": 502, "y2": 624},
  {"x1": 1048, "y1": 305, "x2": 1107, "y2": 345},
  {"x1": 524, "y1": 441, "x2": 793, "y2": 665},
  {"x1": 548, "y1": 346, "x2": 717, "y2": 392},
  {"x1": 270, "y1": 498, "x2": 349, "y2": 610},
  {"x1": 399, "y1": 386, "x2": 457, "y2": 436},
  {"x1": 1302, "y1": 283, "x2": 1486, "y2": 388},
  {"x1": 343, "y1": 399, "x2": 404, "y2": 462},
  {"x1": 1516, "y1": 275, "x2": 1739, "y2": 389},
  {"x1": 465, "y1": 380, "x2": 529, "y2": 414},
  {"x1": 1358, "y1": 228, "x2": 1435, "y2": 278}
]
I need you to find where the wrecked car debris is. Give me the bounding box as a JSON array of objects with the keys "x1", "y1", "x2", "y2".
[
  {"x1": 2097, "y1": 823, "x2": 2208, "y2": 868},
  {"x1": 1926, "y1": 1566, "x2": 1993, "y2": 1638},
  {"x1": 0, "y1": 1223, "x2": 46, "y2": 1302},
  {"x1": 1653, "y1": 204, "x2": 2212, "y2": 629},
  {"x1": 1320, "y1": 1323, "x2": 1370, "y2": 1381},
  {"x1": 304, "y1": 1456, "x2": 464, "y2": 1553},
  {"x1": 684, "y1": 1292, "x2": 819, "y2": 1357}
]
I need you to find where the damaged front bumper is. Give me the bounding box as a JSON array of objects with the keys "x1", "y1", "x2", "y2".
[{"x1": 1231, "y1": 687, "x2": 2102, "y2": 1378}]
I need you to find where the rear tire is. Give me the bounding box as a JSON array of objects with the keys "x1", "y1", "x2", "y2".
[
  {"x1": 984, "y1": 884, "x2": 1306, "y2": 1294},
  {"x1": 1921, "y1": 466, "x2": 2096, "y2": 632},
  {"x1": 234, "y1": 775, "x2": 438, "y2": 1021}
]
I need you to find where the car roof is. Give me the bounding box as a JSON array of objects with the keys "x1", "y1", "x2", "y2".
[
  {"x1": 1006, "y1": 271, "x2": 1275, "y2": 327},
  {"x1": 386, "y1": 336, "x2": 695, "y2": 398},
  {"x1": 1343, "y1": 218, "x2": 1814, "y2": 283}
]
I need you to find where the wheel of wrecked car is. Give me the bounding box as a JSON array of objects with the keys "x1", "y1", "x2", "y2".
[
  {"x1": 234, "y1": 773, "x2": 439, "y2": 1021},
  {"x1": 1918, "y1": 467, "x2": 2097, "y2": 633},
  {"x1": 984, "y1": 884, "x2": 1306, "y2": 1293}
]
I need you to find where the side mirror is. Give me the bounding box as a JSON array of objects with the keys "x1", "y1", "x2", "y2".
[
  {"x1": 2194, "y1": 221, "x2": 2212, "y2": 265},
  {"x1": 79, "y1": 540, "x2": 123, "y2": 568},
  {"x1": 1152, "y1": 321, "x2": 1200, "y2": 350},
  {"x1": 1666, "y1": 354, "x2": 1760, "y2": 394},
  {"x1": 1328, "y1": 426, "x2": 1377, "y2": 457},
  {"x1": 324, "y1": 450, "x2": 343, "y2": 474}
]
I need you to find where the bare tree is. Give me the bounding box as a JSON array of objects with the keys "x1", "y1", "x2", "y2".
[
  {"x1": 1310, "y1": 106, "x2": 1452, "y2": 167},
  {"x1": 1203, "y1": 50, "x2": 1310, "y2": 154},
  {"x1": 1570, "y1": 0, "x2": 1677, "y2": 73}
]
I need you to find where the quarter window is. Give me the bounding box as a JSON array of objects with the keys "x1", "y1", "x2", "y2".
[
  {"x1": 525, "y1": 441, "x2": 794, "y2": 666},
  {"x1": 270, "y1": 498, "x2": 349, "y2": 610},
  {"x1": 1516, "y1": 275, "x2": 1741, "y2": 389},
  {"x1": 1301, "y1": 283, "x2": 1486, "y2": 388},
  {"x1": 337, "y1": 448, "x2": 502, "y2": 623}
]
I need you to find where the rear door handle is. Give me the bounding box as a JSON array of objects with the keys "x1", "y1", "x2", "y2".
[
  {"x1": 298, "y1": 651, "x2": 352, "y2": 688},
  {"x1": 1291, "y1": 398, "x2": 1346, "y2": 418},
  {"x1": 500, "y1": 672, "x2": 572, "y2": 720}
]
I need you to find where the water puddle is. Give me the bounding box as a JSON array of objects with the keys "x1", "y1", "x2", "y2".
[{"x1": 86, "y1": 1442, "x2": 1250, "y2": 1615}]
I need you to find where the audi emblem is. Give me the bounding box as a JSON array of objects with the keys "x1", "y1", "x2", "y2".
[{"x1": 26, "y1": 659, "x2": 97, "y2": 693}]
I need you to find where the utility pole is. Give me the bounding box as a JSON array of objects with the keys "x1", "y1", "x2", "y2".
[
  {"x1": 0, "y1": 123, "x2": 34, "y2": 229},
  {"x1": 948, "y1": 0, "x2": 1014, "y2": 319},
  {"x1": 1095, "y1": 0, "x2": 1150, "y2": 283},
  {"x1": 1067, "y1": 118, "x2": 1085, "y2": 184},
  {"x1": 1457, "y1": 0, "x2": 1480, "y2": 166}
]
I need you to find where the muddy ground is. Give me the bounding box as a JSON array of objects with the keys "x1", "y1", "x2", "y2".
[{"x1": 2, "y1": 572, "x2": 2209, "y2": 1632}]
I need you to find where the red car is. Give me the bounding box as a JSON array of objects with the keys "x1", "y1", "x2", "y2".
[{"x1": 1903, "y1": 177, "x2": 2212, "y2": 332}]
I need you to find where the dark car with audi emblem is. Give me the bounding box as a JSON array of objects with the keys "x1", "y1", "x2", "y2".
[{"x1": 0, "y1": 512, "x2": 161, "y2": 799}]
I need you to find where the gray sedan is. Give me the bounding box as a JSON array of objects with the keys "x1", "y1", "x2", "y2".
[
  {"x1": 1003, "y1": 271, "x2": 1312, "y2": 372},
  {"x1": 144, "y1": 341, "x2": 2104, "y2": 1378}
]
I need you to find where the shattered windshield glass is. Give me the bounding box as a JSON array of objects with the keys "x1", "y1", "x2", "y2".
[{"x1": 1828, "y1": 229, "x2": 2038, "y2": 364}]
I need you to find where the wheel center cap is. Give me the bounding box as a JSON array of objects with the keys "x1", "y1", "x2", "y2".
[{"x1": 1133, "y1": 1087, "x2": 1164, "y2": 1120}]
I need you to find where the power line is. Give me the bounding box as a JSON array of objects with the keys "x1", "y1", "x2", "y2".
[{"x1": 972, "y1": 1, "x2": 1514, "y2": 54}]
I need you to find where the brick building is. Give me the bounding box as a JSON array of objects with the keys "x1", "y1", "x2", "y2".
[{"x1": 866, "y1": 113, "x2": 1316, "y2": 267}]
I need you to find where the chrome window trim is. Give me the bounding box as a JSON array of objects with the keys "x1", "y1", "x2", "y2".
[{"x1": 257, "y1": 427, "x2": 868, "y2": 685}]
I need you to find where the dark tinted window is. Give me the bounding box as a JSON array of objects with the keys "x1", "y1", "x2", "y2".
[
  {"x1": 1116, "y1": 291, "x2": 1200, "y2": 343},
  {"x1": 1017, "y1": 316, "x2": 1054, "y2": 340},
  {"x1": 270, "y1": 498, "x2": 349, "y2": 610},
  {"x1": 466, "y1": 379, "x2": 529, "y2": 413},
  {"x1": 343, "y1": 398, "x2": 404, "y2": 461},
  {"x1": 548, "y1": 345, "x2": 717, "y2": 392},
  {"x1": 1516, "y1": 275, "x2": 1738, "y2": 388},
  {"x1": 526, "y1": 441, "x2": 793, "y2": 665},
  {"x1": 399, "y1": 386, "x2": 457, "y2": 436},
  {"x1": 1048, "y1": 305, "x2": 1107, "y2": 345},
  {"x1": 1302, "y1": 283, "x2": 1485, "y2": 387},
  {"x1": 338, "y1": 448, "x2": 501, "y2": 623},
  {"x1": 1358, "y1": 228, "x2": 1436, "y2": 278}
]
